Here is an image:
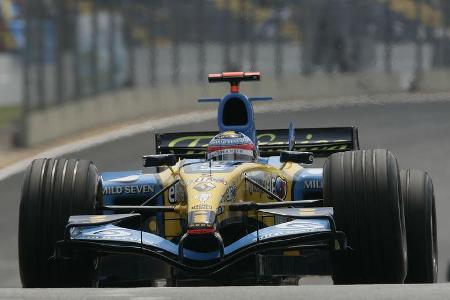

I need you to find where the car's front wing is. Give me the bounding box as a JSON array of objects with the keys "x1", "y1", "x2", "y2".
[{"x1": 58, "y1": 209, "x2": 345, "y2": 275}]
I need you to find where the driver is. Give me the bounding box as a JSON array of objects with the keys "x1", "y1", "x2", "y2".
[{"x1": 207, "y1": 131, "x2": 257, "y2": 161}]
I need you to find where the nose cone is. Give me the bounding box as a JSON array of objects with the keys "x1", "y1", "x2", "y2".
[
  {"x1": 187, "y1": 210, "x2": 217, "y2": 234},
  {"x1": 186, "y1": 178, "x2": 228, "y2": 233}
]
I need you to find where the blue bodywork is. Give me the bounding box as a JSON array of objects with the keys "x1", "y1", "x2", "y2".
[
  {"x1": 70, "y1": 218, "x2": 331, "y2": 261},
  {"x1": 218, "y1": 93, "x2": 257, "y2": 144},
  {"x1": 293, "y1": 168, "x2": 323, "y2": 200},
  {"x1": 101, "y1": 171, "x2": 165, "y2": 233},
  {"x1": 101, "y1": 171, "x2": 163, "y2": 207}
]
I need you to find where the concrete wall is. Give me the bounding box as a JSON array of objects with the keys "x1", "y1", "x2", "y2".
[
  {"x1": 24, "y1": 70, "x2": 450, "y2": 146},
  {"x1": 0, "y1": 54, "x2": 21, "y2": 106}
]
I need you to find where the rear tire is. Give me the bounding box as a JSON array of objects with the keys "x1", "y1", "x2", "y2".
[
  {"x1": 323, "y1": 149, "x2": 407, "y2": 284},
  {"x1": 18, "y1": 158, "x2": 102, "y2": 287},
  {"x1": 400, "y1": 169, "x2": 437, "y2": 283}
]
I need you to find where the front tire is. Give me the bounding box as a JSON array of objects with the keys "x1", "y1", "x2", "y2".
[
  {"x1": 400, "y1": 169, "x2": 438, "y2": 283},
  {"x1": 323, "y1": 149, "x2": 407, "y2": 284},
  {"x1": 19, "y1": 158, "x2": 102, "y2": 287}
]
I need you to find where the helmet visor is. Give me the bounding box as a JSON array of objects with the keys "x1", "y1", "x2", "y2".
[{"x1": 207, "y1": 148, "x2": 255, "y2": 161}]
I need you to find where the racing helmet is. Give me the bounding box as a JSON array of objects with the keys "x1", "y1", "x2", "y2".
[{"x1": 207, "y1": 131, "x2": 257, "y2": 161}]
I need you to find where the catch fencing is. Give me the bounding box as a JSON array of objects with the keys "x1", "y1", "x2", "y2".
[{"x1": 18, "y1": 0, "x2": 450, "y2": 145}]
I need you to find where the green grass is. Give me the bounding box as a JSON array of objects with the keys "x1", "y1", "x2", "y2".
[{"x1": 0, "y1": 105, "x2": 20, "y2": 129}]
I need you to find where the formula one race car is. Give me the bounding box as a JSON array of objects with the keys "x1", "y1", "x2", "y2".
[{"x1": 18, "y1": 72, "x2": 437, "y2": 287}]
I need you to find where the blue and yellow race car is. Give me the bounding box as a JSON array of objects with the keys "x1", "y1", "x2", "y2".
[{"x1": 18, "y1": 72, "x2": 437, "y2": 287}]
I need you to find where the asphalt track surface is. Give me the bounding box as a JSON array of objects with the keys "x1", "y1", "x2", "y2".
[{"x1": 1, "y1": 101, "x2": 450, "y2": 297}]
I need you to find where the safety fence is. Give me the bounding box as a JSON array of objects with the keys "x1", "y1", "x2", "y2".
[{"x1": 14, "y1": 0, "x2": 450, "y2": 145}]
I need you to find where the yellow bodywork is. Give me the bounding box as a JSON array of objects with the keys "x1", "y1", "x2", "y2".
[{"x1": 158, "y1": 160, "x2": 303, "y2": 239}]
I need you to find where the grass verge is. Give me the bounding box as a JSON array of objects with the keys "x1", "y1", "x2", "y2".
[{"x1": 0, "y1": 105, "x2": 19, "y2": 129}]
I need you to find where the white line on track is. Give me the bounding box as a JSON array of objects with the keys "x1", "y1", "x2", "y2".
[
  {"x1": 1, "y1": 92, "x2": 449, "y2": 181},
  {"x1": 0, "y1": 110, "x2": 217, "y2": 181}
]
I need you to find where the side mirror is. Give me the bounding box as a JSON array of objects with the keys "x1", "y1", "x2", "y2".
[
  {"x1": 280, "y1": 151, "x2": 314, "y2": 164},
  {"x1": 143, "y1": 154, "x2": 177, "y2": 167}
]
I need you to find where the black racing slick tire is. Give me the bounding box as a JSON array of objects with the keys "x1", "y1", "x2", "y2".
[
  {"x1": 18, "y1": 158, "x2": 102, "y2": 287},
  {"x1": 323, "y1": 149, "x2": 407, "y2": 284},
  {"x1": 400, "y1": 169, "x2": 438, "y2": 283}
]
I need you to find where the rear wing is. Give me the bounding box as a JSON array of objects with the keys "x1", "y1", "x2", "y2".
[{"x1": 156, "y1": 127, "x2": 359, "y2": 158}]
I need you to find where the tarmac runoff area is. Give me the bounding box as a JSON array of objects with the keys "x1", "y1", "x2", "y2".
[
  {"x1": 1, "y1": 93, "x2": 450, "y2": 296},
  {"x1": 0, "y1": 284, "x2": 450, "y2": 299}
]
